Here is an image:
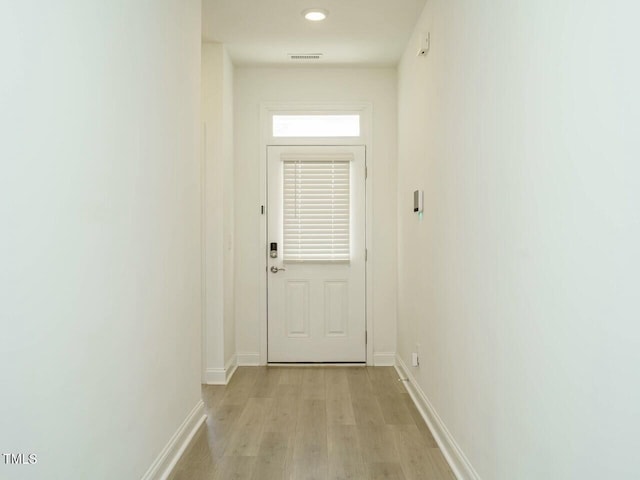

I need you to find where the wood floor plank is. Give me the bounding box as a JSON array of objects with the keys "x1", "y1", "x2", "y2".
[
  {"x1": 377, "y1": 394, "x2": 415, "y2": 425},
  {"x1": 301, "y1": 368, "x2": 326, "y2": 400},
  {"x1": 264, "y1": 388, "x2": 300, "y2": 433},
  {"x1": 251, "y1": 366, "x2": 282, "y2": 398},
  {"x1": 380, "y1": 367, "x2": 407, "y2": 395},
  {"x1": 366, "y1": 367, "x2": 393, "y2": 396},
  {"x1": 326, "y1": 371, "x2": 356, "y2": 425},
  {"x1": 201, "y1": 384, "x2": 226, "y2": 411},
  {"x1": 367, "y1": 367, "x2": 407, "y2": 399},
  {"x1": 351, "y1": 394, "x2": 386, "y2": 426},
  {"x1": 169, "y1": 458, "x2": 216, "y2": 480},
  {"x1": 357, "y1": 425, "x2": 400, "y2": 464},
  {"x1": 258, "y1": 430, "x2": 290, "y2": 459},
  {"x1": 274, "y1": 383, "x2": 301, "y2": 398},
  {"x1": 297, "y1": 398, "x2": 327, "y2": 431},
  {"x1": 392, "y1": 425, "x2": 441, "y2": 480},
  {"x1": 220, "y1": 367, "x2": 259, "y2": 406},
  {"x1": 225, "y1": 397, "x2": 273, "y2": 456},
  {"x1": 327, "y1": 424, "x2": 366, "y2": 480},
  {"x1": 345, "y1": 366, "x2": 374, "y2": 399},
  {"x1": 249, "y1": 431, "x2": 292, "y2": 480},
  {"x1": 250, "y1": 456, "x2": 285, "y2": 480},
  {"x1": 324, "y1": 368, "x2": 350, "y2": 389},
  {"x1": 278, "y1": 367, "x2": 305, "y2": 385},
  {"x1": 326, "y1": 391, "x2": 356, "y2": 425},
  {"x1": 292, "y1": 399, "x2": 328, "y2": 480},
  {"x1": 366, "y1": 462, "x2": 408, "y2": 480},
  {"x1": 213, "y1": 456, "x2": 256, "y2": 480},
  {"x1": 290, "y1": 453, "x2": 327, "y2": 480},
  {"x1": 206, "y1": 403, "x2": 244, "y2": 459}
]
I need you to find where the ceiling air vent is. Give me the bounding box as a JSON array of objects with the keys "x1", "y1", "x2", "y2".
[{"x1": 289, "y1": 53, "x2": 323, "y2": 61}]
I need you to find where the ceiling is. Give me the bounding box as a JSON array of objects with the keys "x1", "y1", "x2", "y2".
[{"x1": 202, "y1": 0, "x2": 427, "y2": 67}]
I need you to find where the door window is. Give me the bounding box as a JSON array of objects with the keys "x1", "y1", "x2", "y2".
[{"x1": 282, "y1": 155, "x2": 351, "y2": 263}]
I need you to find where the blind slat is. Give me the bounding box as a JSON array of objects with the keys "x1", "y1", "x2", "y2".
[{"x1": 283, "y1": 157, "x2": 350, "y2": 263}]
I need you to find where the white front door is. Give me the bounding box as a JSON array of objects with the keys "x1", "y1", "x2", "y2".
[{"x1": 267, "y1": 145, "x2": 366, "y2": 362}]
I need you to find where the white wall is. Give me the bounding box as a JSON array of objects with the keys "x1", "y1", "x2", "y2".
[
  {"x1": 234, "y1": 67, "x2": 398, "y2": 364},
  {"x1": 202, "y1": 43, "x2": 236, "y2": 382},
  {"x1": 0, "y1": 2, "x2": 202, "y2": 479},
  {"x1": 222, "y1": 50, "x2": 236, "y2": 370},
  {"x1": 397, "y1": 1, "x2": 640, "y2": 479}
]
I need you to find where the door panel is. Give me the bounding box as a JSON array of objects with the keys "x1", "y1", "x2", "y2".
[
  {"x1": 285, "y1": 281, "x2": 310, "y2": 337},
  {"x1": 324, "y1": 281, "x2": 348, "y2": 337},
  {"x1": 267, "y1": 145, "x2": 366, "y2": 362}
]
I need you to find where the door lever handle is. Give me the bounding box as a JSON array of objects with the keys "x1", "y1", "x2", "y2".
[{"x1": 270, "y1": 266, "x2": 286, "y2": 273}]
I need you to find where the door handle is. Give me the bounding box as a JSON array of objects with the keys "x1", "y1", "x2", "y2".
[{"x1": 270, "y1": 266, "x2": 286, "y2": 273}]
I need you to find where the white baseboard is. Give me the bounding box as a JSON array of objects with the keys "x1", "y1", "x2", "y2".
[
  {"x1": 141, "y1": 400, "x2": 206, "y2": 480},
  {"x1": 225, "y1": 354, "x2": 238, "y2": 382},
  {"x1": 373, "y1": 352, "x2": 396, "y2": 366},
  {"x1": 204, "y1": 367, "x2": 226, "y2": 384},
  {"x1": 204, "y1": 354, "x2": 238, "y2": 385},
  {"x1": 395, "y1": 355, "x2": 481, "y2": 480},
  {"x1": 237, "y1": 352, "x2": 261, "y2": 366}
]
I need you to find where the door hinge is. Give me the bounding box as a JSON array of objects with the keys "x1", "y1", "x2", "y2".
[
  {"x1": 365, "y1": 166, "x2": 368, "y2": 179},
  {"x1": 365, "y1": 249, "x2": 368, "y2": 261},
  {"x1": 365, "y1": 331, "x2": 368, "y2": 344},
  {"x1": 261, "y1": 205, "x2": 265, "y2": 215}
]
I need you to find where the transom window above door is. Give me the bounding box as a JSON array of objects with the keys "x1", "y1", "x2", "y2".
[{"x1": 272, "y1": 114, "x2": 360, "y2": 138}]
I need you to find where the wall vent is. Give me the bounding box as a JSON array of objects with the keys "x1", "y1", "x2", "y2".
[{"x1": 289, "y1": 53, "x2": 323, "y2": 61}]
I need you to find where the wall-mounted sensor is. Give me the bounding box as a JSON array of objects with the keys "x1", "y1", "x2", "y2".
[
  {"x1": 417, "y1": 32, "x2": 430, "y2": 57},
  {"x1": 413, "y1": 190, "x2": 423, "y2": 214}
]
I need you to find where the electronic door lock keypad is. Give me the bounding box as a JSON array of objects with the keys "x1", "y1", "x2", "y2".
[{"x1": 270, "y1": 242, "x2": 278, "y2": 258}]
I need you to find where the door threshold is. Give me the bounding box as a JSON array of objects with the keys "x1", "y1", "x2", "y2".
[{"x1": 268, "y1": 362, "x2": 366, "y2": 367}]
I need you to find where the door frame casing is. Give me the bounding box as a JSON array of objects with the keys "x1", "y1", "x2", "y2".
[{"x1": 258, "y1": 102, "x2": 374, "y2": 365}]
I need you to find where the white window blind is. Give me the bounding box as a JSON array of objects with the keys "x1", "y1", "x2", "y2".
[{"x1": 282, "y1": 155, "x2": 351, "y2": 262}]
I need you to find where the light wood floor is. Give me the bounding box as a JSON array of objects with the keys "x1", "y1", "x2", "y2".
[{"x1": 168, "y1": 367, "x2": 455, "y2": 480}]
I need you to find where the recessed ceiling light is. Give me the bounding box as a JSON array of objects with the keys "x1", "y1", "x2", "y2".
[{"x1": 303, "y1": 8, "x2": 328, "y2": 22}]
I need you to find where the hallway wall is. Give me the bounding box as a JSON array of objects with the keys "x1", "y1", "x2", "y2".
[
  {"x1": 202, "y1": 43, "x2": 236, "y2": 383},
  {"x1": 0, "y1": 2, "x2": 202, "y2": 479},
  {"x1": 397, "y1": 1, "x2": 640, "y2": 479},
  {"x1": 234, "y1": 67, "x2": 398, "y2": 364}
]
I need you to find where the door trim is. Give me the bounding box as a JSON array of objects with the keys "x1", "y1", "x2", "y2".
[{"x1": 258, "y1": 102, "x2": 374, "y2": 365}]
